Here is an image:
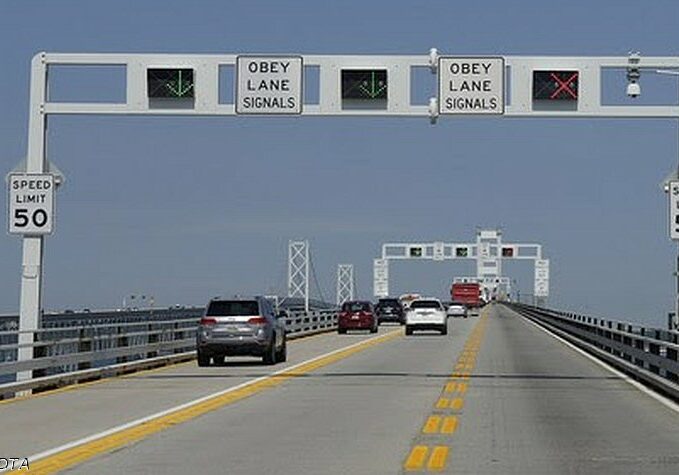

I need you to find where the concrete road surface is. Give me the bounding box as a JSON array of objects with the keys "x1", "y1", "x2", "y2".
[{"x1": 4, "y1": 306, "x2": 679, "y2": 474}]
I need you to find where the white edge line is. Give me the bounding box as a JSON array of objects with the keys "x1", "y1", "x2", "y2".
[
  {"x1": 24, "y1": 328, "x2": 401, "y2": 465},
  {"x1": 520, "y1": 313, "x2": 679, "y2": 415}
]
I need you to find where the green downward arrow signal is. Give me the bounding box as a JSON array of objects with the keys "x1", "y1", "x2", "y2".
[
  {"x1": 165, "y1": 70, "x2": 194, "y2": 97},
  {"x1": 358, "y1": 71, "x2": 387, "y2": 99}
]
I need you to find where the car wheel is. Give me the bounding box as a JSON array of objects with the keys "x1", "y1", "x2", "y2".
[
  {"x1": 213, "y1": 355, "x2": 226, "y2": 365},
  {"x1": 405, "y1": 326, "x2": 413, "y2": 336},
  {"x1": 263, "y1": 336, "x2": 277, "y2": 365},
  {"x1": 370, "y1": 324, "x2": 378, "y2": 333},
  {"x1": 197, "y1": 350, "x2": 210, "y2": 367},
  {"x1": 338, "y1": 328, "x2": 347, "y2": 334},
  {"x1": 276, "y1": 336, "x2": 287, "y2": 362},
  {"x1": 440, "y1": 325, "x2": 448, "y2": 336}
]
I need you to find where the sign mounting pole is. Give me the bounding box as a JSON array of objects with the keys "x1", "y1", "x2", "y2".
[{"x1": 17, "y1": 53, "x2": 48, "y2": 386}]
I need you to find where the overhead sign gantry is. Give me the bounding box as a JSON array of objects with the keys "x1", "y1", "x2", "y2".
[
  {"x1": 373, "y1": 229, "x2": 548, "y2": 300},
  {"x1": 9, "y1": 50, "x2": 679, "y2": 377}
]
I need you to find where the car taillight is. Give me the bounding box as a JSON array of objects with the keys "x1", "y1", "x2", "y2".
[
  {"x1": 200, "y1": 317, "x2": 217, "y2": 325},
  {"x1": 248, "y1": 316, "x2": 267, "y2": 325}
]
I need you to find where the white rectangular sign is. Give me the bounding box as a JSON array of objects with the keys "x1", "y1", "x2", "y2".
[
  {"x1": 670, "y1": 181, "x2": 679, "y2": 240},
  {"x1": 438, "y1": 57, "x2": 504, "y2": 115},
  {"x1": 534, "y1": 259, "x2": 550, "y2": 297},
  {"x1": 373, "y1": 258, "x2": 389, "y2": 297},
  {"x1": 8, "y1": 174, "x2": 55, "y2": 235},
  {"x1": 236, "y1": 56, "x2": 303, "y2": 115}
]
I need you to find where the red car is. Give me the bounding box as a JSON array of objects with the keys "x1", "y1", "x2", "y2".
[{"x1": 338, "y1": 300, "x2": 378, "y2": 334}]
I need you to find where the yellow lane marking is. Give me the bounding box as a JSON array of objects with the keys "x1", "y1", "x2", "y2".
[
  {"x1": 435, "y1": 397, "x2": 450, "y2": 409},
  {"x1": 427, "y1": 446, "x2": 449, "y2": 471},
  {"x1": 26, "y1": 329, "x2": 402, "y2": 475},
  {"x1": 457, "y1": 382, "x2": 468, "y2": 394},
  {"x1": 444, "y1": 382, "x2": 457, "y2": 393},
  {"x1": 440, "y1": 416, "x2": 458, "y2": 434},
  {"x1": 0, "y1": 328, "x2": 340, "y2": 407},
  {"x1": 404, "y1": 445, "x2": 429, "y2": 471},
  {"x1": 422, "y1": 415, "x2": 441, "y2": 434},
  {"x1": 450, "y1": 397, "x2": 464, "y2": 411}
]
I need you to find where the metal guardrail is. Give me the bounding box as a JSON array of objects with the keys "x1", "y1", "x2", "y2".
[
  {"x1": 0, "y1": 307, "x2": 338, "y2": 399},
  {"x1": 507, "y1": 303, "x2": 679, "y2": 400}
]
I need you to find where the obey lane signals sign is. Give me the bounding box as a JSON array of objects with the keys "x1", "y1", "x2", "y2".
[
  {"x1": 438, "y1": 57, "x2": 504, "y2": 115},
  {"x1": 8, "y1": 174, "x2": 55, "y2": 235},
  {"x1": 236, "y1": 56, "x2": 303, "y2": 114}
]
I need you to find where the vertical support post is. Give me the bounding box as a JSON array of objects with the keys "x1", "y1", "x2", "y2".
[
  {"x1": 288, "y1": 240, "x2": 310, "y2": 313},
  {"x1": 336, "y1": 264, "x2": 355, "y2": 305},
  {"x1": 17, "y1": 53, "x2": 48, "y2": 386}
]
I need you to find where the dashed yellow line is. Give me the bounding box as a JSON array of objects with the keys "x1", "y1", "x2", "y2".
[
  {"x1": 427, "y1": 446, "x2": 449, "y2": 471},
  {"x1": 422, "y1": 415, "x2": 442, "y2": 434},
  {"x1": 440, "y1": 416, "x2": 458, "y2": 434},
  {"x1": 435, "y1": 397, "x2": 450, "y2": 409},
  {"x1": 402, "y1": 307, "x2": 491, "y2": 473},
  {"x1": 450, "y1": 397, "x2": 464, "y2": 411},
  {"x1": 404, "y1": 445, "x2": 429, "y2": 471}
]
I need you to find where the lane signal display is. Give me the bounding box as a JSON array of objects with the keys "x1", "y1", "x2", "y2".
[
  {"x1": 501, "y1": 247, "x2": 514, "y2": 257},
  {"x1": 533, "y1": 70, "x2": 578, "y2": 101},
  {"x1": 147, "y1": 69, "x2": 195, "y2": 98},
  {"x1": 409, "y1": 246, "x2": 423, "y2": 258},
  {"x1": 455, "y1": 247, "x2": 469, "y2": 257},
  {"x1": 341, "y1": 70, "x2": 388, "y2": 100}
]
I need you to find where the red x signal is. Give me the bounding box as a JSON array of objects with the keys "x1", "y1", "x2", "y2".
[{"x1": 550, "y1": 72, "x2": 578, "y2": 99}]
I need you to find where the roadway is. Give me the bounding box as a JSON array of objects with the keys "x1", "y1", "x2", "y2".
[{"x1": 2, "y1": 305, "x2": 679, "y2": 474}]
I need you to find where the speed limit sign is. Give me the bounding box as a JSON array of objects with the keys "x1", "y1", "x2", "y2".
[{"x1": 7, "y1": 174, "x2": 55, "y2": 235}]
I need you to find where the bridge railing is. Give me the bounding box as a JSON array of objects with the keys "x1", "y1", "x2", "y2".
[
  {"x1": 506, "y1": 302, "x2": 679, "y2": 400},
  {"x1": 0, "y1": 307, "x2": 338, "y2": 399}
]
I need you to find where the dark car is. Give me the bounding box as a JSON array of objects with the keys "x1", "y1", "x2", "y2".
[
  {"x1": 375, "y1": 298, "x2": 405, "y2": 325},
  {"x1": 338, "y1": 300, "x2": 378, "y2": 334},
  {"x1": 196, "y1": 296, "x2": 286, "y2": 366}
]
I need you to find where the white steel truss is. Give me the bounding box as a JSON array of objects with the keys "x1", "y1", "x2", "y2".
[
  {"x1": 336, "y1": 264, "x2": 355, "y2": 306},
  {"x1": 287, "y1": 240, "x2": 309, "y2": 312}
]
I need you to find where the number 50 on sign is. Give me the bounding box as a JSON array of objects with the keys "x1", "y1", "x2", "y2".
[{"x1": 7, "y1": 174, "x2": 55, "y2": 235}]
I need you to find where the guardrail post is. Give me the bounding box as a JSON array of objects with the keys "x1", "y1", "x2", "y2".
[
  {"x1": 31, "y1": 329, "x2": 47, "y2": 378},
  {"x1": 116, "y1": 325, "x2": 129, "y2": 364},
  {"x1": 648, "y1": 343, "x2": 661, "y2": 375},
  {"x1": 147, "y1": 323, "x2": 158, "y2": 359},
  {"x1": 77, "y1": 327, "x2": 92, "y2": 370}
]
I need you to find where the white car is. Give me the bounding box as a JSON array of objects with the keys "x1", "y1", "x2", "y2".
[
  {"x1": 405, "y1": 299, "x2": 447, "y2": 335},
  {"x1": 446, "y1": 303, "x2": 467, "y2": 318}
]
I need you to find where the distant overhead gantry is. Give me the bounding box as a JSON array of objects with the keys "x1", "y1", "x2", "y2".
[{"x1": 373, "y1": 229, "x2": 549, "y2": 303}]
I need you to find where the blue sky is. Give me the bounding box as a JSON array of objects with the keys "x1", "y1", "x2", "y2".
[{"x1": 1, "y1": 0, "x2": 678, "y2": 326}]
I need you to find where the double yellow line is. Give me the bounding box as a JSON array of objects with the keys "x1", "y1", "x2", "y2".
[
  {"x1": 403, "y1": 308, "x2": 490, "y2": 472},
  {"x1": 23, "y1": 329, "x2": 402, "y2": 475}
]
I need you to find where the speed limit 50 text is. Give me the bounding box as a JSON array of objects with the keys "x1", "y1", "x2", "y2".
[{"x1": 8, "y1": 174, "x2": 55, "y2": 235}]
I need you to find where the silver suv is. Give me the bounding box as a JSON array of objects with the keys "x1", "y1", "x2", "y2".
[{"x1": 196, "y1": 297, "x2": 286, "y2": 366}]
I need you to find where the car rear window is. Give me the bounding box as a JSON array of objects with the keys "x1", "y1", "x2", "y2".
[
  {"x1": 342, "y1": 302, "x2": 371, "y2": 312},
  {"x1": 206, "y1": 300, "x2": 259, "y2": 316},
  {"x1": 410, "y1": 300, "x2": 441, "y2": 309},
  {"x1": 377, "y1": 299, "x2": 401, "y2": 308}
]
